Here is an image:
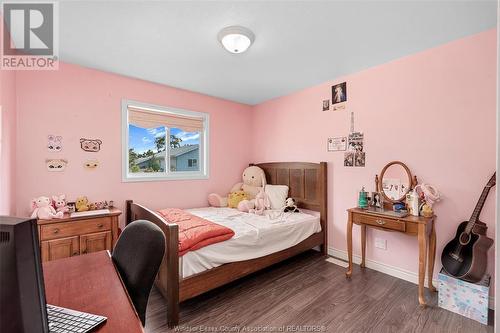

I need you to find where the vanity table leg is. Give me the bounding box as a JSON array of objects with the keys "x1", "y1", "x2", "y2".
[
  {"x1": 360, "y1": 224, "x2": 366, "y2": 268},
  {"x1": 427, "y1": 220, "x2": 437, "y2": 292},
  {"x1": 418, "y1": 223, "x2": 428, "y2": 306},
  {"x1": 346, "y1": 214, "x2": 353, "y2": 278}
]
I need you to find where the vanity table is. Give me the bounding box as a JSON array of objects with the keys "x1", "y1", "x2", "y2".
[{"x1": 345, "y1": 161, "x2": 437, "y2": 306}]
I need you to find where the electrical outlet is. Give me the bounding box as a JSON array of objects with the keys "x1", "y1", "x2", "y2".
[{"x1": 375, "y1": 238, "x2": 387, "y2": 250}]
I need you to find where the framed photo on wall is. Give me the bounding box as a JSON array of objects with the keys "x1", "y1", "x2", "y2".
[{"x1": 332, "y1": 82, "x2": 347, "y2": 105}]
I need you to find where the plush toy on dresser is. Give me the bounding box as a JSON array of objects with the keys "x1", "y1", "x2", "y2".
[
  {"x1": 208, "y1": 166, "x2": 267, "y2": 209},
  {"x1": 31, "y1": 196, "x2": 63, "y2": 219},
  {"x1": 75, "y1": 196, "x2": 90, "y2": 212},
  {"x1": 52, "y1": 194, "x2": 69, "y2": 213}
]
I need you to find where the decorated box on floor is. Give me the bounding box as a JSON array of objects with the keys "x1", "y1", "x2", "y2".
[{"x1": 438, "y1": 268, "x2": 490, "y2": 325}]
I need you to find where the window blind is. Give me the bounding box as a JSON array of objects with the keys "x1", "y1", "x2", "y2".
[{"x1": 128, "y1": 107, "x2": 204, "y2": 133}]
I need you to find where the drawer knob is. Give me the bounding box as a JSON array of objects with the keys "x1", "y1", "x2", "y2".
[
  {"x1": 376, "y1": 219, "x2": 386, "y2": 225},
  {"x1": 97, "y1": 223, "x2": 104, "y2": 228},
  {"x1": 53, "y1": 228, "x2": 59, "y2": 234}
]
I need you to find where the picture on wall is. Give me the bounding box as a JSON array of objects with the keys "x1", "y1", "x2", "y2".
[
  {"x1": 332, "y1": 82, "x2": 347, "y2": 105},
  {"x1": 348, "y1": 132, "x2": 364, "y2": 152},
  {"x1": 327, "y1": 137, "x2": 347, "y2": 151},
  {"x1": 354, "y1": 152, "x2": 365, "y2": 167},
  {"x1": 322, "y1": 99, "x2": 330, "y2": 111},
  {"x1": 344, "y1": 152, "x2": 354, "y2": 167}
]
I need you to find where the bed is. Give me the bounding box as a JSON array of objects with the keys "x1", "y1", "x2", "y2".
[{"x1": 125, "y1": 162, "x2": 328, "y2": 327}]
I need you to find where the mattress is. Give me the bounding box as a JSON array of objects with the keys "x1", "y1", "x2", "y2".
[{"x1": 180, "y1": 207, "x2": 322, "y2": 278}]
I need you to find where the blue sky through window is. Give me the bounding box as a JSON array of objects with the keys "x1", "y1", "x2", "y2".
[{"x1": 129, "y1": 125, "x2": 200, "y2": 154}]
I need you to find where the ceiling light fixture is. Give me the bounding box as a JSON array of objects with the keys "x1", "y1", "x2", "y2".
[{"x1": 217, "y1": 26, "x2": 255, "y2": 54}]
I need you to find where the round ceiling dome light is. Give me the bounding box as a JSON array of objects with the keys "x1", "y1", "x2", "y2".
[{"x1": 217, "y1": 26, "x2": 255, "y2": 54}]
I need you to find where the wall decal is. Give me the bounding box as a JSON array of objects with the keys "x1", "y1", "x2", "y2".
[
  {"x1": 47, "y1": 135, "x2": 62, "y2": 152},
  {"x1": 84, "y1": 159, "x2": 99, "y2": 170},
  {"x1": 322, "y1": 99, "x2": 330, "y2": 111},
  {"x1": 332, "y1": 82, "x2": 347, "y2": 105},
  {"x1": 80, "y1": 138, "x2": 102, "y2": 152},
  {"x1": 327, "y1": 137, "x2": 347, "y2": 152},
  {"x1": 46, "y1": 159, "x2": 68, "y2": 172}
]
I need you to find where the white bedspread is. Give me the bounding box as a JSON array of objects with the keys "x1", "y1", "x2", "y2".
[{"x1": 180, "y1": 207, "x2": 322, "y2": 278}]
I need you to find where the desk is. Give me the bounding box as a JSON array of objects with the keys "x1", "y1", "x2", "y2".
[
  {"x1": 346, "y1": 208, "x2": 437, "y2": 306},
  {"x1": 43, "y1": 251, "x2": 144, "y2": 333}
]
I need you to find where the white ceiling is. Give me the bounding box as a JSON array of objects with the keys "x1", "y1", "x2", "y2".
[{"x1": 58, "y1": 1, "x2": 497, "y2": 105}]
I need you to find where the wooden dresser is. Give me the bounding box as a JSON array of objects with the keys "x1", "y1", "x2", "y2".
[{"x1": 37, "y1": 208, "x2": 121, "y2": 262}]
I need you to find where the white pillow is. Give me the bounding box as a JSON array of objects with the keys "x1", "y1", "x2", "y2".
[{"x1": 265, "y1": 185, "x2": 289, "y2": 210}]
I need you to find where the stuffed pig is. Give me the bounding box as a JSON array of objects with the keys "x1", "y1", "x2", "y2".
[{"x1": 208, "y1": 166, "x2": 267, "y2": 207}]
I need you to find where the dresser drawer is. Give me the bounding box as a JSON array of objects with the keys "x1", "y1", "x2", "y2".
[
  {"x1": 353, "y1": 214, "x2": 406, "y2": 232},
  {"x1": 40, "y1": 217, "x2": 112, "y2": 241}
]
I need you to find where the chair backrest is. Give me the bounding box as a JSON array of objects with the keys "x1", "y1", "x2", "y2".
[{"x1": 112, "y1": 220, "x2": 165, "y2": 326}]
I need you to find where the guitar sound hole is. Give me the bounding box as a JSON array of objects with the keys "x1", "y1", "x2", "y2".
[{"x1": 459, "y1": 232, "x2": 471, "y2": 246}]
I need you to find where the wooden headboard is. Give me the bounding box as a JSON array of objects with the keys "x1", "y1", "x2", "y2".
[{"x1": 253, "y1": 162, "x2": 328, "y2": 251}]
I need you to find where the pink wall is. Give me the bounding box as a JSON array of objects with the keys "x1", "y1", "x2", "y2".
[
  {"x1": 251, "y1": 29, "x2": 497, "y2": 281},
  {"x1": 9, "y1": 28, "x2": 497, "y2": 290},
  {"x1": 15, "y1": 62, "x2": 253, "y2": 221},
  {"x1": 0, "y1": 67, "x2": 17, "y2": 215}
]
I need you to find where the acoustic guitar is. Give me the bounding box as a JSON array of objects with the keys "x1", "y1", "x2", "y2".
[{"x1": 441, "y1": 173, "x2": 495, "y2": 283}]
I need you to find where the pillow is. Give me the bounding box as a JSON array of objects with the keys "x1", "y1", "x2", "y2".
[
  {"x1": 264, "y1": 185, "x2": 289, "y2": 210},
  {"x1": 227, "y1": 191, "x2": 248, "y2": 208}
]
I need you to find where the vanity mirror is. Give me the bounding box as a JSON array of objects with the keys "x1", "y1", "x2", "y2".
[{"x1": 375, "y1": 161, "x2": 417, "y2": 206}]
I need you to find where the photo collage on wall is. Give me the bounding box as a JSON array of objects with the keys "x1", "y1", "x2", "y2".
[
  {"x1": 344, "y1": 132, "x2": 365, "y2": 167},
  {"x1": 322, "y1": 81, "x2": 347, "y2": 112}
]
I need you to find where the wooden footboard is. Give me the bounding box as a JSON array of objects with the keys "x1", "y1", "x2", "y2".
[{"x1": 125, "y1": 200, "x2": 180, "y2": 327}]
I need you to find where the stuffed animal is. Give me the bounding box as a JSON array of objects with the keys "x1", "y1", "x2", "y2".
[
  {"x1": 94, "y1": 201, "x2": 109, "y2": 210},
  {"x1": 75, "y1": 196, "x2": 90, "y2": 212},
  {"x1": 284, "y1": 198, "x2": 300, "y2": 213},
  {"x1": 249, "y1": 188, "x2": 271, "y2": 215},
  {"x1": 227, "y1": 191, "x2": 248, "y2": 208},
  {"x1": 31, "y1": 196, "x2": 63, "y2": 219},
  {"x1": 52, "y1": 194, "x2": 69, "y2": 213},
  {"x1": 208, "y1": 166, "x2": 267, "y2": 207}
]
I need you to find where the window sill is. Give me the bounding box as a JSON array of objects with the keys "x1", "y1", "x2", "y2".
[{"x1": 122, "y1": 172, "x2": 209, "y2": 182}]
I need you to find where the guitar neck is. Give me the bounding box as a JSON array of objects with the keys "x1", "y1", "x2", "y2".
[{"x1": 466, "y1": 185, "x2": 492, "y2": 233}]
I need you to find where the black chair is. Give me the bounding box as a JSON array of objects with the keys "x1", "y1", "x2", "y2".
[{"x1": 112, "y1": 220, "x2": 165, "y2": 326}]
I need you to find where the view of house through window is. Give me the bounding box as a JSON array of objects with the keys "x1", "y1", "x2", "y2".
[
  {"x1": 123, "y1": 101, "x2": 208, "y2": 180},
  {"x1": 128, "y1": 126, "x2": 200, "y2": 173}
]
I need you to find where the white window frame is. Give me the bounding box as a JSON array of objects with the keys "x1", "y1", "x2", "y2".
[{"x1": 122, "y1": 99, "x2": 209, "y2": 182}]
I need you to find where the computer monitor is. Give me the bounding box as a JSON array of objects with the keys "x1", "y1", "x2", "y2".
[{"x1": 0, "y1": 217, "x2": 49, "y2": 333}]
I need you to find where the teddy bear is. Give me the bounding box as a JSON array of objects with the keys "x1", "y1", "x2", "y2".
[
  {"x1": 227, "y1": 191, "x2": 248, "y2": 208},
  {"x1": 31, "y1": 196, "x2": 63, "y2": 219},
  {"x1": 208, "y1": 166, "x2": 267, "y2": 207},
  {"x1": 75, "y1": 196, "x2": 90, "y2": 212},
  {"x1": 52, "y1": 194, "x2": 69, "y2": 213}
]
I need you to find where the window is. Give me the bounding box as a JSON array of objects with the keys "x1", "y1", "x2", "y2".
[{"x1": 122, "y1": 100, "x2": 209, "y2": 181}]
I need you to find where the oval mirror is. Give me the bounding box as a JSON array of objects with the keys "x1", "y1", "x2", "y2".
[{"x1": 379, "y1": 161, "x2": 412, "y2": 202}]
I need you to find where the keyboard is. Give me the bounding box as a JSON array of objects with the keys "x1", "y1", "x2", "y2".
[{"x1": 47, "y1": 304, "x2": 107, "y2": 333}]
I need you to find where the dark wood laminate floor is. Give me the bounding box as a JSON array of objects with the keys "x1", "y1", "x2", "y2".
[{"x1": 145, "y1": 251, "x2": 494, "y2": 333}]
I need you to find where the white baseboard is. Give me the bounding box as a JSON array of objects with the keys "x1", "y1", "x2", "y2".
[{"x1": 327, "y1": 247, "x2": 494, "y2": 310}]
